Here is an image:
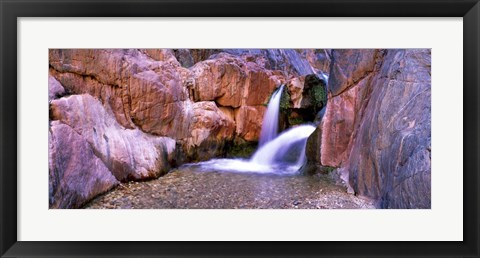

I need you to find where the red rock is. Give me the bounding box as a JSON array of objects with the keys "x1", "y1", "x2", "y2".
[
  {"x1": 186, "y1": 101, "x2": 236, "y2": 148},
  {"x1": 190, "y1": 53, "x2": 247, "y2": 107},
  {"x1": 49, "y1": 121, "x2": 119, "y2": 208},
  {"x1": 50, "y1": 94, "x2": 176, "y2": 182},
  {"x1": 191, "y1": 53, "x2": 284, "y2": 108},
  {"x1": 314, "y1": 49, "x2": 431, "y2": 208},
  {"x1": 328, "y1": 49, "x2": 378, "y2": 96},
  {"x1": 320, "y1": 83, "x2": 361, "y2": 167},
  {"x1": 244, "y1": 62, "x2": 280, "y2": 106},
  {"x1": 234, "y1": 106, "x2": 266, "y2": 142},
  {"x1": 49, "y1": 49, "x2": 194, "y2": 138}
]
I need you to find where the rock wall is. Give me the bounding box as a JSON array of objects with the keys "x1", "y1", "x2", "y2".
[
  {"x1": 48, "y1": 48, "x2": 324, "y2": 208},
  {"x1": 308, "y1": 49, "x2": 431, "y2": 208}
]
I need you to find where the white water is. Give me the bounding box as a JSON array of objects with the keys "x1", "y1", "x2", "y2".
[
  {"x1": 251, "y1": 124, "x2": 316, "y2": 167},
  {"x1": 258, "y1": 85, "x2": 284, "y2": 147},
  {"x1": 189, "y1": 85, "x2": 316, "y2": 175}
]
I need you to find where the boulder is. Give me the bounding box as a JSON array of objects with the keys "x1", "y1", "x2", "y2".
[
  {"x1": 50, "y1": 94, "x2": 176, "y2": 182},
  {"x1": 186, "y1": 101, "x2": 236, "y2": 148},
  {"x1": 49, "y1": 69, "x2": 135, "y2": 129},
  {"x1": 179, "y1": 101, "x2": 236, "y2": 161},
  {"x1": 190, "y1": 53, "x2": 283, "y2": 108},
  {"x1": 49, "y1": 121, "x2": 119, "y2": 208},
  {"x1": 49, "y1": 49, "x2": 194, "y2": 138},
  {"x1": 234, "y1": 105, "x2": 266, "y2": 142},
  {"x1": 190, "y1": 54, "x2": 247, "y2": 107},
  {"x1": 286, "y1": 77, "x2": 305, "y2": 108},
  {"x1": 244, "y1": 61, "x2": 282, "y2": 106}
]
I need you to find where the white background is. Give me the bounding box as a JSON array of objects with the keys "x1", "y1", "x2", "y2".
[{"x1": 18, "y1": 18, "x2": 463, "y2": 241}]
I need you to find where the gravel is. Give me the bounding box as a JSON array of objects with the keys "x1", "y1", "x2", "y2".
[{"x1": 84, "y1": 165, "x2": 376, "y2": 209}]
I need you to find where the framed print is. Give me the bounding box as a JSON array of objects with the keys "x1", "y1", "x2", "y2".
[{"x1": 1, "y1": 0, "x2": 479, "y2": 257}]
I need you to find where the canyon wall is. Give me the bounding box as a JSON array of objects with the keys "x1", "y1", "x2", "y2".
[{"x1": 308, "y1": 49, "x2": 431, "y2": 208}]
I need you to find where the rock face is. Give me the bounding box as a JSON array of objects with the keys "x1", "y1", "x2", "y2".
[
  {"x1": 345, "y1": 49, "x2": 431, "y2": 209},
  {"x1": 49, "y1": 121, "x2": 119, "y2": 208},
  {"x1": 308, "y1": 49, "x2": 431, "y2": 208},
  {"x1": 50, "y1": 94, "x2": 176, "y2": 181},
  {"x1": 222, "y1": 49, "x2": 316, "y2": 76},
  {"x1": 49, "y1": 49, "x2": 193, "y2": 137}
]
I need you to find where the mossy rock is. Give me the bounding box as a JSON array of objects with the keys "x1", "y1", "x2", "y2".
[{"x1": 304, "y1": 74, "x2": 328, "y2": 113}]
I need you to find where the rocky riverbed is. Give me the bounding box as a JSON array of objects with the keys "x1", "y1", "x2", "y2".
[{"x1": 85, "y1": 166, "x2": 375, "y2": 209}]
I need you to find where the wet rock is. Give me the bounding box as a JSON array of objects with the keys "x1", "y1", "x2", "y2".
[
  {"x1": 49, "y1": 121, "x2": 119, "y2": 208},
  {"x1": 304, "y1": 126, "x2": 323, "y2": 173}
]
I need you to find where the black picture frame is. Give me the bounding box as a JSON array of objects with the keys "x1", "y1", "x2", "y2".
[{"x1": 1, "y1": 0, "x2": 479, "y2": 257}]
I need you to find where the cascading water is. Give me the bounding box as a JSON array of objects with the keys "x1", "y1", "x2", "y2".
[
  {"x1": 251, "y1": 124, "x2": 316, "y2": 168},
  {"x1": 189, "y1": 85, "x2": 316, "y2": 175},
  {"x1": 258, "y1": 85, "x2": 284, "y2": 146}
]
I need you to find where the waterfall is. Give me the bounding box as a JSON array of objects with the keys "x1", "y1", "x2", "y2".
[
  {"x1": 189, "y1": 85, "x2": 316, "y2": 175},
  {"x1": 258, "y1": 85, "x2": 284, "y2": 147},
  {"x1": 251, "y1": 124, "x2": 316, "y2": 167}
]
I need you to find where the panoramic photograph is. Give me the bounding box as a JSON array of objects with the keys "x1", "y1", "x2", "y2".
[{"x1": 48, "y1": 49, "x2": 431, "y2": 209}]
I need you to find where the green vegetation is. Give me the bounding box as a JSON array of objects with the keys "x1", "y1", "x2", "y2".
[
  {"x1": 224, "y1": 141, "x2": 258, "y2": 159},
  {"x1": 321, "y1": 166, "x2": 336, "y2": 174},
  {"x1": 279, "y1": 85, "x2": 291, "y2": 111},
  {"x1": 312, "y1": 83, "x2": 327, "y2": 109},
  {"x1": 288, "y1": 116, "x2": 305, "y2": 125},
  {"x1": 264, "y1": 84, "x2": 292, "y2": 116}
]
